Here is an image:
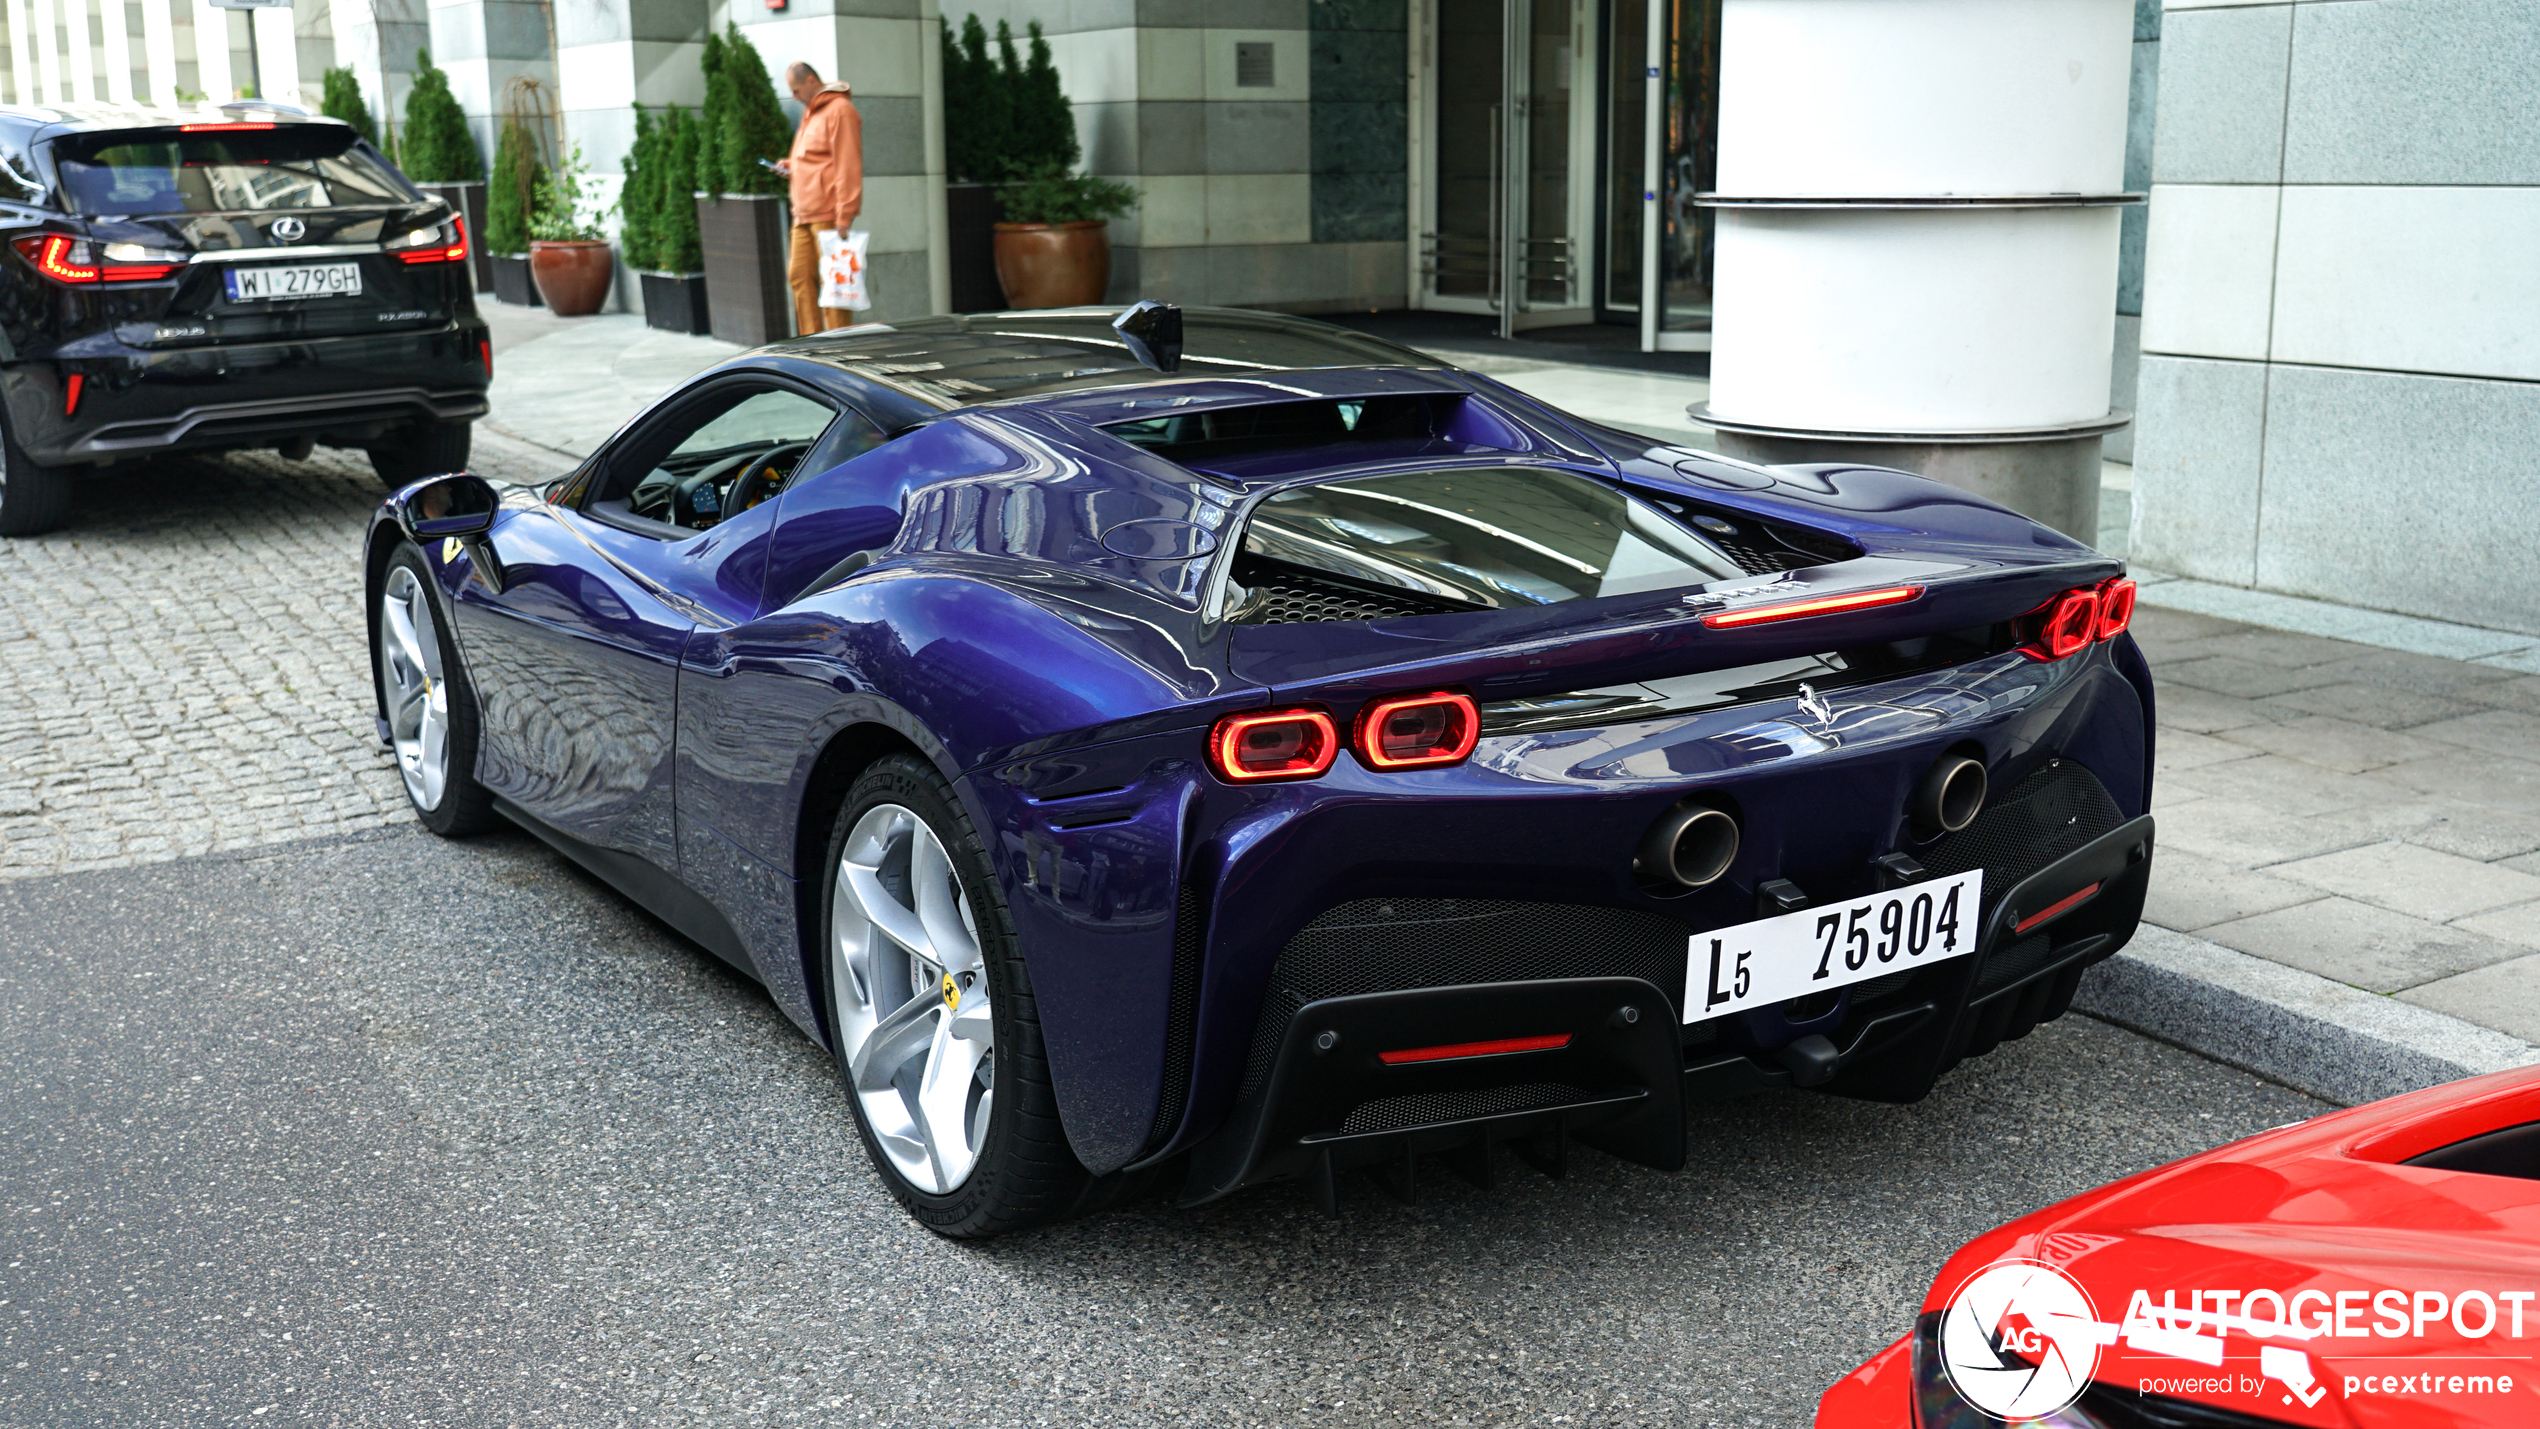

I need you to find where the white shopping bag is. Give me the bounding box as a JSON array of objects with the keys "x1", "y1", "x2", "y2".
[{"x1": 817, "y1": 227, "x2": 870, "y2": 311}]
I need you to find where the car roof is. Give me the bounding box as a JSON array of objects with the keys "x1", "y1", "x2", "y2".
[
  {"x1": 2, "y1": 102, "x2": 339, "y2": 141},
  {"x1": 759, "y1": 306, "x2": 1446, "y2": 412}
]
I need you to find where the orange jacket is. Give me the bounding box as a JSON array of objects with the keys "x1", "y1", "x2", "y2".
[{"x1": 788, "y1": 83, "x2": 863, "y2": 230}]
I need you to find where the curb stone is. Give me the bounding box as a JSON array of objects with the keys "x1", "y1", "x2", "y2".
[{"x1": 2074, "y1": 926, "x2": 2540, "y2": 1108}]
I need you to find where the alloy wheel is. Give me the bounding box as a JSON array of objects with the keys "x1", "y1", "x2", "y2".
[
  {"x1": 379, "y1": 564, "x2": 450, "y2": 811},
  {"x1": 831, "y1": 803, "x2": 995, "y2": 1194}
]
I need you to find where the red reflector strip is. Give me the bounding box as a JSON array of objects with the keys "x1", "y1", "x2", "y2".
[
  {"x1": 1701, "y1": 584, "x2": 1925, "y2": 629},
  {"x1": 103, "y1": 264, "x2": 182, "y2": 281},
  {"x1": 2014, "y1": 882, "x2": 2103, "y2": 935},
  {"x1": 63, "y1": 372, "x2": 83, "y2": 416},
  {"x1": 1376, "y1": 1033, "x2": 1572, "y2": 1066},
  {"x1": 480, "y1": 339, "x2": 493, "y2": 378},
  {"x1": 179, "y1": 121, "x2": 276, "y2": 131}
]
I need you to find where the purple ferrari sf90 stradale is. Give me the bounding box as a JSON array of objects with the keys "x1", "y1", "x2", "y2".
[{"x1": 365, "y1": 305, "x2": 2153, "y2": 1237}]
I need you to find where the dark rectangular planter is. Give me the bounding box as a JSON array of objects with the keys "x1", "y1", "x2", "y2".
[
  {"x1": 695, "y1": 192, "x2": 790, "y2": 347},
  {"x1": 490, "y1": 253, "x2": 541, "y2": 307},
  {"x1": 947, "y1": 182, "x2": 1006, "y2": 312},
  {"x1": 415, "y1": 180, "x2": 491, "y2": 292},
  {"x1": 639, "y1": 271, "x2": 711, "y2": 335}
]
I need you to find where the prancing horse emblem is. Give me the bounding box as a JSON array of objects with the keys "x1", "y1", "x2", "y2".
[
  {"x1": 269, "y1": 216, "x2": 307, "y2": 242},
  {"x1": 1796, "y1": 681, "x2": 1835, "y2": 728}
]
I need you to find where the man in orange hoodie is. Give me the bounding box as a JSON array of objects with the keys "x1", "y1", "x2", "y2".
[{"x1": 775, "y1": 62, "x2": 862, "y2": 334}]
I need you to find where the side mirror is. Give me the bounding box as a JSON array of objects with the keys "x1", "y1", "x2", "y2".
[
  {"x1": 1113, "y1": 300, "x2": 1183, "y2": 373},
  {"x1": 390, "y1": 472, "x2": 500, "y2": 543}
]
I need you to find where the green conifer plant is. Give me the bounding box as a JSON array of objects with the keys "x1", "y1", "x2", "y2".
[
  {"x1": 398, "y1": 51, "x2": 482, "y2": 183},
  {"x1": 319, "y1": 66, "x2": 379, "y2": 147}
]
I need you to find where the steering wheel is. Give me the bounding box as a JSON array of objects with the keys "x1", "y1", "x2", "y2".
[{"x1": 726, "y1": 442, "x2": 812, "y2": 517}]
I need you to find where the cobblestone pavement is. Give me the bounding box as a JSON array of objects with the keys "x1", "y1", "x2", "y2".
[
  {"x1": 2133, "y1": 605, "x2": 2540, "y2": 1040},
  {"x1": 0, "y1": 441, "x2": 553, "y2": 881}
]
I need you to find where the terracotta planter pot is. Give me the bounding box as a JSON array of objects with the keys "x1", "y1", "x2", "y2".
[
  {"x1": 528, "y1": 240, "x2": 614, "y2": 316},
  {"x1": 992, "y1": 220, "x2": 1110, "y2": 309}
]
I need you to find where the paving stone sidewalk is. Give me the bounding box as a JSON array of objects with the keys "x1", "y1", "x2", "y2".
[
  {"x1": 0, "y1": 443, "x2": 555, "y2": 881},
  {"x1": 2131, "y1": 606, "x2": 2540, "y2": 1042}
]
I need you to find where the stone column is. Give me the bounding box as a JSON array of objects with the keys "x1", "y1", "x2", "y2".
[
  {"x1": 1693, "y1": 0, "x2": 2137, "y2": 544},
  {"x1": 739, "y1": 0, "x2": 948, "y2": 324},
  {"x1": 554, "y1": 0, "x2": 710, "y2": 313}
]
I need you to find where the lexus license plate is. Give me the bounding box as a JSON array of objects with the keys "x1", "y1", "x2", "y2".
[
  {"x1": 1684, "y1": 868, "x2": 1984, "y2": 1020},
  {"x1": 223, "y1": 261, "x2": 362, "y2": 301}
]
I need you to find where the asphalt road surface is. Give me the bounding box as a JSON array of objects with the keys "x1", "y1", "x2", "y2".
[{"x1": 2, "y1": 825, "x2": 2329, "y2": 1428}]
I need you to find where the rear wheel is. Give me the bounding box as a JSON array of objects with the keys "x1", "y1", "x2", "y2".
[
  {"x1": 376, "y1": 545, "x2": 498, "y2": 835},
  {"x1": 820, "y1": 754, "x2": 1107, "y2": 1237},
  {"x1": 0, "y1": 410, "x2": 72, "y2": 537},
  {"x1": 369, "y1": 418, "x2": 474, "y2": 491}
]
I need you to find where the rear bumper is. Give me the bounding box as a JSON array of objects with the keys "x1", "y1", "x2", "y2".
[
  {"x1": 1178, "y1": 813, "x2": 2154, "y2": 1203},
  {"x1": 6, "y1": 325, "x2": 489, "y2": 463}
]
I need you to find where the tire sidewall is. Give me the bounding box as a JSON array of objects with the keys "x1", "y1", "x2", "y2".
[{"x1": 818, "y1": 754, "x2": 1040, "y2": 1234}]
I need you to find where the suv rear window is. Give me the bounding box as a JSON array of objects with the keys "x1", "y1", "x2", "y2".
[
  {"x1": 54, "y1": 126, "x2": 417, "y2": 216},
  {"x1": 1230, "y1": 467, "x2": 1752, "y2": 620}
]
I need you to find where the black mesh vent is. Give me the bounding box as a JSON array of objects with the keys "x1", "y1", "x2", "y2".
[
  {"x1": 1977, "y1": 933, "x2": 2058, "y2": 993},
  {"x1": 1918, "y1": 759, "x2": 2124, "y2": 924},
  {"x1": 1145, "y1": 878, "x2": 1208, "y2": 1152},
  {"x1": 1849, "y1": 968, "x2": 1916, "y2": 1006},
  {"x1": 1229, "y1": 554, "x2": 1479, "y2": 624},
  {"x1": 1239, "y1": 898, "x2": 1691, "y2": 1100},
  {"x1": 1706, "y1": 527, "x2": 1821, "y2": 576},
  {"x1": 1338, "y1": 1083, "x2": 1594, "y2": 1135}
]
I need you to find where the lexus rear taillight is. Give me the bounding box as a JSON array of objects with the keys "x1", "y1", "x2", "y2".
[
  {"x1": 1701, "y1": 584, "x2": 1924, "y2": 629},
  {"x1": 395, "y1": 215, "x2": 470, "y2": 265},
  {"x1": 2020, "y1": 576, "x2": 2137, "y2": 661},
  {"x1": 1354, "y1": 690, "x2": 1478, "y2": 770},
  {"x1": 1208, "y1": 707, "x2": 1338, "y2": 783},
  {"x1": 14, "y1": 234, "x2": 98, "y2": 283}
]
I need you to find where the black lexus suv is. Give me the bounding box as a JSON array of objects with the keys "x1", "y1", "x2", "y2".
[{"x1": 0, "y1": 103, "x2": 491, "y2": 535}]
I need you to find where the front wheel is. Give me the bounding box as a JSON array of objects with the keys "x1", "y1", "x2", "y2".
[
  {"x1": 376, "y1": 545, "x2": 498, "y2": 835},
  {"x1": 820, "y1": 754, "x2": 1103, "y2": 1237},
  {"x1": 369, "y1": 418, "x2": 474, "y2": 491},
  {"x1": 0, "y1": 410, "x2": 72, "y2": 537}
]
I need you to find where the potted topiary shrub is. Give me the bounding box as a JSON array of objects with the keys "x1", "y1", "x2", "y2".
[
  {"x1": 624, "y1": 105, "x2": 710, "y2": 334},
  {"x1": 943, "y1": 16, "x2": 1085, "y2": 309},
  {"x1": 485, "y1": 107, "x2": 544, "y2": 306},
  {"x1": 397, "y1": 51, "x2": 489, "y2": 292},
  {"x1": 693, "y1": 25, "x2": 793, "y2": 346},
  {"x1": 993, "y1": 164, "x2": 1137, "y2": 308}
]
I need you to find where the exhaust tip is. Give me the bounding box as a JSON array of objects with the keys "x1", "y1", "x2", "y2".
[
  {"x1": 1915, "y1": 756, "x2": 1987, "y2": 834},
  {"x1": 1639, "y1": 803, "x2": 1741, "y2": 889}
]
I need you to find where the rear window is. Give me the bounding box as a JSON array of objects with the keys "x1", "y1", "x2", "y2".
[
  {"x1": 1230, "y1": 467, "x2": 1752, "y2": 619},
  {"x1": 54, "y1": 126, "x2": 417, "y2": 216}
]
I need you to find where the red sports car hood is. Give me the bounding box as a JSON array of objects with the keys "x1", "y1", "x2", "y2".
[{"x1": 1924, "y1": 1064, "x2": 2540, "y2": 1428}]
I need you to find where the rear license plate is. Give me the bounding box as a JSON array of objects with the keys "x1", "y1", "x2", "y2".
[
  {"x1": 223, "y1": 261, "x2": 362, "y2": 302},
  {"x1": 1684, "y1": 868, "x2": 1984, "y2": 1020}
]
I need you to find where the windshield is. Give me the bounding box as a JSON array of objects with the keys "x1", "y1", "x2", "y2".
[
  {"x1": 54, "y1": 126, "x2": 417, "y2": 216},
  {"x1": 1234, "y1": 467, "x2": 1750, "y2": 616}
]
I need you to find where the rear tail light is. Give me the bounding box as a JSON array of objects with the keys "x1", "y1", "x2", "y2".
[
  {"x1": 2019, "y1": 575, "x2": 2139, "y2": 661},
  {"x1": 395, "y1": 215, "x2": 470, "y2": 265},
  {"x1": 2021, "y1": 586, "x2": 2102, "y2": 661},
  {"x1": 1354, "y1": 690, "x2": 1479, "y2": 769},
  {"x1": 14, "y1": 234, "x2": 98, "y2": 283},
  {"x1": 63, "y1": 372, "x2": 83, "y2": 416},
  {"x1": 2095, "y1": 577, "x2": 2137, "y2": 640},
  {"x1": 480, "y1": 339, "x2": 493, "y2": 378},
  {"x1": 1701, "y1": 583, "x2": 1924, "y2": 629},
  {"x1": 1208, "y1": 707, "x2": 1338, "y2": 783}
]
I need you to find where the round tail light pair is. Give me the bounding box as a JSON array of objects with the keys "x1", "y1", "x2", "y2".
[{"x1": 1207, "y1": 691, "x2": 1479, "y2": 784}]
